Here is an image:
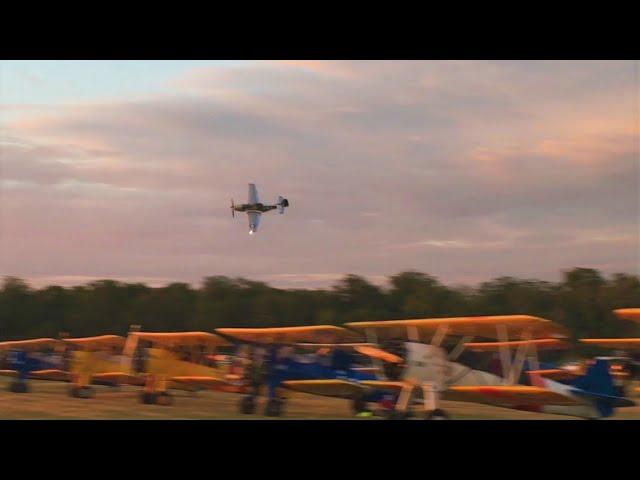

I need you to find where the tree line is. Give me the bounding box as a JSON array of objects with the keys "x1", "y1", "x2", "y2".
[{"x1": 1, "y1": 268, "x2": 639, "y2": 354}]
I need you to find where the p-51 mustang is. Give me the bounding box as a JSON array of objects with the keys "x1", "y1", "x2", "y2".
[
  {"x1": 218, "y1": 316, "x2": 637, "y2": 419},
  {"x1": 230, "y1": 183, "x2": 289, "y2": 234}
]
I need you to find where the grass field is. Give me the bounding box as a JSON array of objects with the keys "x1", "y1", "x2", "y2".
[{"x1": 1, "y1": 377, "x2": 639, "y2": 420}]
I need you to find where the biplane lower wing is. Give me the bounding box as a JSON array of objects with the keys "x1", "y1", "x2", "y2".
[
  {"x1": 445, "y1": 385, "x2": 580, "y2": 406},
  {"x1": 170, "y1": 376, "x2": 229, "y2": 389},
  {"x1": 282, "y1": 379, "x2": 406, "y2": 399},
  {"x1": 0, "y1": 369, "x2": 70, "y2": 382},
  {"x1": 92, "y1": 372, "x2": 145, "y2": 386}
]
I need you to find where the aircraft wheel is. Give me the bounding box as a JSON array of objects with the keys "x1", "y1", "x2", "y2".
[
  {"x1": 156, "y1": 392, "x2": 173, "y2": 406},
  {"x1": 70, "y1": 386, "x2": 94, "y2": 399},
  {"x1": 351, "y1": 394, "x2": 367, "y2": 415},
  {"x1": 265, "y1": 397, "x2": 284, "y2": 417},
  {"x1": 386, "y1": 410, "x2": 411, "y2": 420},
  {"x1": 140, "y1": 391, "x2": 158, "y2": 405},
  {"x1": 9, "y1": 380, "x2": 29, "y2": 393},
  {"x1": 239, "y1": 395, "x2": 257, "y2": 414},
  {"x1": 425, "y1": 409, "x2": 450, "y2": 420}
]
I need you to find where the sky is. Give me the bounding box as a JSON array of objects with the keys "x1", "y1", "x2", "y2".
[{"x1": 0, "y1": 60, "x2": 638, "y2": 289}]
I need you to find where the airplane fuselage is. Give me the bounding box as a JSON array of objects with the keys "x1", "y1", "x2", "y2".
[{"x1": 233, "y1": 203, "x2": 277, "y2": 213}]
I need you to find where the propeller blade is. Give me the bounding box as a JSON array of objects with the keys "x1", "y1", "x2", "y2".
[{"x1": 230, "y1": 198, "x2": 235, "y2": 218}]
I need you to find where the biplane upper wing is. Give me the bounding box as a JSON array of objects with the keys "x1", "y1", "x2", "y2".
[
  {"x1": 345, "y1": 315, "x2": 569, "y2": 341},
  {"x1": 580, "y1": 339, "x2": 640, "y2": 350},
  {"x1": 127, "y1": 331, "x2": 231, "y2": 349},
  {"x1": 445, "y1": 385, "x2": 581, "y2": 406},
  {"x1": 65, "y1": 335, "x2": 126, "y2": 350},
  {"x1": 282, "y1": 379, "x2": 406, "y2": 399},
  {"x1": 613, "y1": 308, "x2": 640, "y2": 322},
  {"x1": 216, "y1": 325, "x2": 363, "y2": 344},
  {"x1": 0, "y1": 338, "x2": 63, "y2": 352}
]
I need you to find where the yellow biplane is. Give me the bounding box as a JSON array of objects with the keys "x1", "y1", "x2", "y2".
[
  {"x1": 0, "y1": 335, "x2": 131, "y2": 395},
  {"x1": 120, "y1": 331, "x2": 238, "y2": 405}
]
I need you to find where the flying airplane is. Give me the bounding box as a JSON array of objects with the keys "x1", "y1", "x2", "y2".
[
  {"x1": 218, "y1": 316, "x2": 637, "y2": 419},
  {"x1": 230, "y1": 183, "x2": 289, "y2": 234}
]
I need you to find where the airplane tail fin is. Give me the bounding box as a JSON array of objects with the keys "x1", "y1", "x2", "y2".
[
  {"x1": 277, "y1": 196, "x2": 289, "y2": 214},
  {"x1": 570, "y1": 358, "x2": 635, "y2": 417}
]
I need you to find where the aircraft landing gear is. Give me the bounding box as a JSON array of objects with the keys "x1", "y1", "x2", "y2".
[
  {"x1": 351, "y1": 394, "x2": 367, "y2": 415},
  {"x1": 425, "y1": 409, "x2": 450, "y2": 420},
  {"x1": 265, "y1": 397, "x2": 285, "y2": 417},
  {"x1": 139, "y1": 391, "x2": 173, "y2": 405},
  {"x1": 140, "y1": 391, "x2": 158, "y2": 404},
  {"x1": 9, "y1": 380, "x2": 29, "y2": 393},
  {"x1": 385, "y1": 410, "x2": 413, "y2": 420},
  {"x1": 69, "y1": 386, "x2": 95, "y2": 399},
  {"x1": 239, "y1": 394, "x2": 257, "y2": 414}
]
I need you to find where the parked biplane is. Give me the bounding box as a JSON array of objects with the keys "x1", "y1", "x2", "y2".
[
  {"x1": 120, "y1": 331, "x2": 239, "y2": 405},
  {"x1": 0, "y1": 335, "x2": 129, "y2": 395},
  {"x1": 219, "y1": 316, "x2": 636, "y2": 419},
  {"x1": 579, "y1": 308, "x2": 640, "y2": 395}
]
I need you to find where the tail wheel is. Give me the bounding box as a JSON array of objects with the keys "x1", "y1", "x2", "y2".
[
  {"x1": 425, "y1": 409, "x2": 450, "y2": 420},
  {"x1": 240, "y1": 395, "x2": 257, "y2": 414},
  {"x1": 265, "y1": 397, "x2": 284, "y2": 417},
  {"x1": 9, "y1": 380, "x2": 29, "y2": 393}
]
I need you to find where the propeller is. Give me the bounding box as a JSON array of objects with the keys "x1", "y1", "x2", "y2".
[{"x1": 230, "y1": 198, "x2": 235, "y2": 218}]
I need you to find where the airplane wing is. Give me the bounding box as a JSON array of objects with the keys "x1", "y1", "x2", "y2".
[
  {"x1": 216, "y1": 325, "x2": 363, "y2": 344},
  {"x1": 445, "y1": 385, "x2": 581, "y2": 406},
  {"x1": 128, "y1": 331, "x2": 231, "y2": 348},
  {"x1": 580, "y1": 339, "x2": 640, "y2": 350},
  {"x1": 64, "y1": 335, "x2": 126, "y2": 351},
  {"x1": 0, "y1": 369, "x2": 71, "y2": 382},
  {"x1": 92, "y1": 372, "x2": 145, "y2": 386},
  {"x1": 613, "y1": 308, "x2": 640, "y2": 322},
  {"x1": 248, "y1": 211, "x2": 261, "y2": 233},
  {"x1": 248, "y1": 183, "x2": 260, "y2": 204},
  {"x1": 0, "y1": 338, "x2": 63, "y2": 352},
  {"x1": 345, "y1": 315, "x2": 569, "y2": 342},
  {"x1": 282, "y1": 379, "x2": 406, "y2": 399},
  {"x1": 170, "y1": 376, "x2": 231, "y2": 389}
]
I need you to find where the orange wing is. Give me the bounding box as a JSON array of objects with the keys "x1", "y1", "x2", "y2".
[
  {"x1": 216, "y1": 325, "x2": 362, "y2": 344},
  {"x1": 446, "y1": 385, "x2": 579, "y2": 406},
  {"x1": 282, "y1": 379, "x2": 407, "y2": 399},
  {"x1": 613, "y1": 308, "x2": 640, "y2": 323},
  {"x1": 0, "y1": 338, "x2": 62, "y2": 351},
  {"x1": 346, "y1": 315, "x2": 568, "y2": 341}
]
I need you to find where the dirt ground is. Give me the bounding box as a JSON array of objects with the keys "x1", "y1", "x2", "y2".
[{"x1": 1, "y1": 378, "x2": 639, "y2": 419}]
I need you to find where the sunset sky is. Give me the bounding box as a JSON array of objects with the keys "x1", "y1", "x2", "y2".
[{"x1": 1, "y1": 60, "x2": 638, "y2": 288}]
